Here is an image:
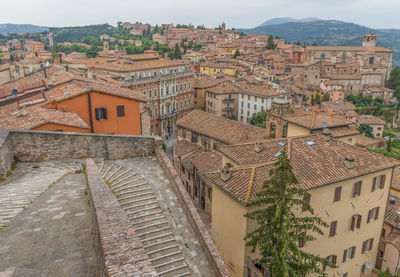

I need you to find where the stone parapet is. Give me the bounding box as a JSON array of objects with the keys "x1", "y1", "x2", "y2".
[
  {"x1": 0, "y1": 130, "x2": 13, "y2": 176},
  {"x1": 85, "y1": 158, "x2": 157, "y2": 277}
]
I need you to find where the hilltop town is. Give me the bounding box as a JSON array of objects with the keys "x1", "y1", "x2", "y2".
[{"x1": 0, "y1": 20, "x2": 400, "y2": 277}]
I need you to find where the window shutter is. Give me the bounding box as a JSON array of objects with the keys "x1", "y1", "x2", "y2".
[
  {"x1": 334, "y1": 187, "x2": 342, "y2": 202},
  {"x1": 103, "y1": 108, "x2": 107, "y2": 119},
  {"x1": 332, "y1": 255, "x2": 337, "y2": 265},
  {"x1": 351, "y1": 246, "x2": 355, "y2": 258},
  {"x1": 356, "y1": 215, "x2": 362, "y2": 229},
  {"x1": 343, "y1": 249, "x2": 347, "y2": 262},
  {"x1": 357, "y1": 181, "x2": 362, "y2": 196},
  {"x1": 372, "y1": 177, "x2": 377, "y2": 191},
  {"x1": 351, "y1": 215, "x2": 356, "y2": 231},
  {"x1": 95, "y1": 108, "x2": 100, "y2": 120},
  {"x1": 330, "y1": 221, "x2": 337, "y2": 236},
  {"x1": 302, "y1": 195, "x2": 310, "y2": 212},
  {"x1": 380, "y1": 175, "x2": 386, "y2": 189},
  {"x1": 369, "y1": 238, "x2": 374, "y2": 250},
  {"x1": 362, "y1": 241, "x2": 367, "y2": 253},
  {"x1": 367, "y1": 210, "x2": 372, "y2": 223},
  {"x1": 375, "y1": 207, "x2": 380, "y2": 220}
]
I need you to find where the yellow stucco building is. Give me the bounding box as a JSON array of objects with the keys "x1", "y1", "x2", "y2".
[{"x1": 199, "y1": 62, "x2": 238, "y2": 77}]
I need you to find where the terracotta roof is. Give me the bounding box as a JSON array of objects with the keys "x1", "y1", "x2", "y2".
[
  {"x1": 0, "y1": 106, "x2": 90, "y2": 130},
  {"x1": 392, "y1": 166, "x2": 400, "y2": 192},
  {"x1": 385, "y1": 233, "x2": 400, "y2": 250},
  {"x1": 322, "y1": 101, "x2": 357, "y2": 112},
  {"x1": 177, "y1": 109, "x2": 265, "y2": 145},
  {"x1": 206, "y1": 83, "x2": 239, "y2": 94},
  {"x1": 357, "y1": 115, "x2": 385, "y2": 125},
  {"x1": 284, "y1": 113, "x2": 352, "y2": 130},
  {"x1": 385, "y1": 194, "x2": 400, "y2": 229},
  {"x1": 315, "y1": 126, "x2": 360, "y2": 138},
  {"x1": 194, "y1": 78, "x2": 220, "y2": 89},
  {"x1": 200, "y1": 62, "x2": 236, "y2": 70},
  {"x1": 192, "y1": 151, "x2": 222, "y2": 174},
  {"x1": 307, "y1": 46, "x2": 392, "y2": 53},
  {"x1": 241, "y1": 86, "x2": 280, "y2": 98},
  {"x1": 172, "y1": 140, "x2": 203, "y2": 157},
  {"x1": 208, "y1": 134, "x2": 399, "y2": 205}
]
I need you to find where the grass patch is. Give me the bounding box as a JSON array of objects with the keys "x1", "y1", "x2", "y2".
[
  {"x1": 0, "y1": 225, "x2": 6, "y2": 230},
  {"x1": 184, "y1": 243, "x2": 189, "y2": 248}
]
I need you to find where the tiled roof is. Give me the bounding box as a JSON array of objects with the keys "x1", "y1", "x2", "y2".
[
  {"x1": 199, "y1": 62, "x2": 236, "y2": 70},
  {"x1": 240, "y1": 86, "x2": 280, "y2": 98},
  {"x1": 307, "y1": 46, "x2": 392, "y2": 53},
  {"x1": 315, "y1": 126, "x2": 360, "y2": 138},
  {"x1": 177, "y1": 109, "x2": 265, "y2": 145},
  {"x1": 194, "y1": 78, "x2": 220, "y2": 89},
  {"x1": 0, "y1": 106, "x2": 90, "y2": 130},
  {"x1": 385, "y1": 194, "x2": 400, "y2": 229},
  {"x1": 357, "y1": 115, "x2": 385, "y2": 125},
  {"x1": 206, "y1": 83, "x2": 239, "y2": 94},
  {"x1": 392, "y1": 166, "x2": 400, "y2": 192},
  {"x1": 208, "y1": 134, "x2": 399, "y2": 205},
  {"x1": 172, "y1": 140, "x2": 203, "y2": 157},
  {"x1": 192, "y1": 151, "x2": 222, "y2": 174},
  {"x1": 284, "y1": 113, "x2": 352, "y2": 130}
]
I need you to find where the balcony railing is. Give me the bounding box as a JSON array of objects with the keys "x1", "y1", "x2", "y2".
[{"x1": 222, "y1": 98, "x2": 235, "y2": 103}]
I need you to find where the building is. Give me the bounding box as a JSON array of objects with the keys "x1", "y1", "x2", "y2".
[
  {"x1": 205, "y1": 83, "x2": 239, "y2": 119},
  {"x1": 194, "y1": 77, "x2": 221, "y2": 110},
  {"x1": 238, "y1": 86, "x2": 282, "y2": 123},
  {"x1": 357, "y1": 115, "x2": 386, "y2": 138},
  {"x1": 200, "y1": 62, "x2": 238, "y2": 77},
  {"x1": 204, "y1": 134, "x2": 399, "y2": 277},
  {"x1": 363, "y1": 87, "x2": 397, "y2": 105},
  {"x1": 65, "y1": 54, "x2": 195, "y2": 137},
  {"x1": 176, "y1": 109, "x2": 265, "y2": 150}
]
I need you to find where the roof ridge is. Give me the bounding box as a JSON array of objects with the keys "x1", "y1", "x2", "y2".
[{"x1": 245, "y1": 167, "x2": 256, "y2": 204}]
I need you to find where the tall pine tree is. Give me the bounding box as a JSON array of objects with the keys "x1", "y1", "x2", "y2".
[
  {"x1": 266, "y1": 35, "x2": 276, "y2": 50},
  {"x1": 245, "y1": 150, "x2": 333, "y2": 277}
]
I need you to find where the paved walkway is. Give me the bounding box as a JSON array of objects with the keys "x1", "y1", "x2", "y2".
[
  {"x1": 108, "y1": 157, "x2": 215, "y2": 277},
  {"x1": 0, "y1": 172, "x2": 98, "y2": 277}
]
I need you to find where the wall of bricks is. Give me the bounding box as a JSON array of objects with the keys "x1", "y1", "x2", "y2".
[
  {"x1": 155, "y1": 146, "x2": 230, "y2": 277},
  {"x1": 9, "y1": 130, "x2": 156, "y2": 162},
  {"x1": 0, "y1": 130, "x2": 13, "y2": 176},
  {"x1": 85, "y1": 158, "x2": 158, "y2": 277}
]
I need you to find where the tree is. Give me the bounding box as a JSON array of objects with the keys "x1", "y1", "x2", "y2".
[
  {"x1": 378, "y1": 269, "x2": 392, "y2": 277},
  {"x1": 249, "y1": 110, "x2": 266, "y2": 128},
  {"x1": 358, "y1": 124, "x2": 374, "y2": 138},
  {"x1": 9, "y1": 54, "x2": 14, "y2": 62},
  {"x1": 168, "y1": 43, "x2": 182, "y2": 60},
  {"x1": 266, "y1": 35, "x2": 276, "y2": 50},
  {"x1": 388, "y1": 67, "x2": 400, "y2": 90},
  {"x1": 86, "y1": 45, "x2": 99, "y2": 58},
  {"x1": 245, "y1": 150, "x2": 332, "y2": 277},
  {"x1": 233, "y1": 48, "x2": 240, "y2": 59},
  {"x1": 323, "y1": 94, "x2": 330, "y2": 102}
]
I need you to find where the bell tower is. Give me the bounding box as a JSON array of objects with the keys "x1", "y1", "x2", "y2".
[
  {"x1": 265, "y1": 97, "x2": 290, "y2": 139},
  {"x1": 363, "y1": 33, "x2": 376, "y2": 47}
]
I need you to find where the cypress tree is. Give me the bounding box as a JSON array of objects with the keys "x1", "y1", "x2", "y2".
[{"x1": 245, "y1": 150, "x2": 333, "y2": 277}]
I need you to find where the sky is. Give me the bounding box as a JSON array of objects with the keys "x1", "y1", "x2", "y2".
[{"x1": 1, "y1": 0, "x2": 399, "y2": 29}]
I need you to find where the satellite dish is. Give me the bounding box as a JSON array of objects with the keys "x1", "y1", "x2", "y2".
[
  {"x1": 45, "y1": 61, "x2": 49, "y2": 67},
  {"x1": 365, "y1": 262, "x2": 372, "y2": 269},
  {"x1": 322, "y1": 121, "x2": 328, "y2": 128}
]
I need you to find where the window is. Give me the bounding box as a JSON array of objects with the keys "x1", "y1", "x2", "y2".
[
  {"x1": 351, "y1": 214, "x2": 362, "y2": 231},
  {"x1": 299, "y1": 231, "x2": 306, "y2": 248},
  {"x1": 95, "y1": 108, "x2": 107, "y2": 120},
  {"x1": 117, "y1": 105, "x2": 125, "y2": 117},
  {"x1": 353, "y1": 181, "x2": 362, "y2": 197},
  {"x1": 343, "y1": 274, "x2": 348, "y2": 277},
  {"x1": 248, "y1": 103, "x2": 250, "y2": 108},
  {"x1": 362, "y1": 238, "x2": 374, "y2": 253},
  {"x1": 324, "y1": 255, "x2": 337, "y2": 270},
  {"x1": 372, "y1": 175, "x2": 386, "y2": 191},
  {"x1": 369, "y1": 57, "x2": 375, "y2": 65},
  {"x1": 367, "y1": 207, "x2": 380, "y2": 223},
  {"x1": 155, "y1": 88, "x2": 158, "y2": 97},
  {"x1": 155, "y1": 108, "x2": 158, "y2": 116},
  {"x1": 329, "y1": 221, "x2": 337, "y2": 237},
  {"x1": 334, "y1": 186, "x2": 342, "y2": 202},
  {"x1": 241, "y1": 102, "x2": 244, "y2": 107},
  {"x1": 302, "y1": 195, "x2": 310, "y2": 212},
  {"x1": 343, "y1": 246, "x2": 355, "y2": 262},
  {"x1": 254, "y1": 104, "x2": 257, "y2": 110},
  {"x1": 149, "y1": 89, "x2": 152, "y2": 97}
]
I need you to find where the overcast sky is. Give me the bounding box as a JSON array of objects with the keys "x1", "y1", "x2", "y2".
[{"x1": 1, "y1": 0, "x2": 399, "y2": 29}]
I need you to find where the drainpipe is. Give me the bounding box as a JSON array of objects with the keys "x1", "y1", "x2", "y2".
[{"x1": 87, "y1": 91, "x2": 94, "y2": 133}]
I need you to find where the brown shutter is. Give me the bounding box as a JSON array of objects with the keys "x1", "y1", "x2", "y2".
[
  {"x1": 375, "y1": 207, "x2": 380, "y2": 220},
  {"x1": 302, "y1": 195, "x2": 310, "y2": 212},
  {"x1": 369, "y1": 238, "x2": 374, "y2": 250},
  {"x1": 368, "y1": 210, "x2": 372, "y2": 223},
  {"x1": 356, "y1": 215, "x2": 362, "y2": 229},
  {"x1": 351, "y1": 215, "x2": 356, "y2": 231},
  {"x1": 343, "y1": 249, "x2": 347, "y2": 262},
  {"x1": 380, "y1": 175, "x2": 386, "y2": 189},
  {"x1": 362, "y1": 241, "x2": 367, "y2": 253},
  {"x1": 334, "y1": 187, "x2": 342, "y2": 202},
  {"x1": 330, "y1": 221, "x2": 337, "y2": 236},
  {"x1": 351, "y1": 246, "x2": 356, "y2": 258},
  {"x1": 332, "y1": 255, "x2": 337, "y2": 265},
  {"x1": 372, "y1": 177, "x2": 377, "y2": 191},
  {"x1": 358, "y1": 181, "x2": 362, "y2": 196}
]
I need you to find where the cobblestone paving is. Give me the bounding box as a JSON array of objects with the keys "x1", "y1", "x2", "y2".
[
  {"x1": 0, "y1": 172, "x2": 98, "y2": 277},
  {"x1": 110, "y1": 157, "x2": 216, "y2": 277}
]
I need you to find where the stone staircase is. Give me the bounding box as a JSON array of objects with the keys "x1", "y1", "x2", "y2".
[
  {"x1": 0, "y1": 161, "x2": 83, "y2": 227},
  {"x1": 97, "y1": 161, "x2": 192, "y2": 277}
]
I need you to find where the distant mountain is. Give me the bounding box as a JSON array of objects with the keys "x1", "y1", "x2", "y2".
[
  {"x1": 0, "y1": 23, "x2": 49, "y2": 35},
  {"x1": 258, "y1": 17, "x2": 320, "y2": 27},
  {"x1": 240, "y1": 20, "x2": 400, "y2": 66}
]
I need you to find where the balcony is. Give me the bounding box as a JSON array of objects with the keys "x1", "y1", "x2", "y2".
[
  {"x1": 160, "y1": 110, "x2": 179, "y2": 119},
  {"x1": 223, "y1": 107, "x2": 234, "y2": 112},
  {"x1": 222, "y1": 98, "x2": 235, "y2": 103}
]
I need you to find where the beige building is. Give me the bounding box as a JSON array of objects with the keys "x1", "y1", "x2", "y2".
[
  {"x1": 357, "y1": 115, "x2": 386, "y2": 138},
  {"x1": 205, "y1": 83, "x2": 239, "y2": 120},
  {"x1": 204, "y1": 134, "x2": 399, "y2": 277}
]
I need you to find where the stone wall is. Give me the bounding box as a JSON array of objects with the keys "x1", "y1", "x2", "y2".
[
  {"x1": 155, "y1": 145, "x2": 230, "y2": 277},
  {"x1": 0, "y1": 130, "x2": 13, "y2": 176},
  {"x1": 85, "y1": 158, "x2": 157, "y2": 277},
  {"x1": 9, "y1": 130, "x2": 157, "y2": 162}
]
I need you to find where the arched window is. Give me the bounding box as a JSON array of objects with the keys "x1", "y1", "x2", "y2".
[{"x1": 270, "y1": 122, "x2": 276, "y2": 139}]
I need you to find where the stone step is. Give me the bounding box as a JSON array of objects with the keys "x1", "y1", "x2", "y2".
[
  {"x1": 110, "y1": 174, "x2": 140, "y2": 188},
  {"x1": 105, "y1": 166, "x2": 122, "y2": 181},
  {"x1": 108, "y1": 169, "x2": 132, "y2": 183},
  {"x1": 116, "y1": 190, "x2": 153, "y2": 200},
  {"x1": 116, "y1": 186, "x2": 152, "y2": 196}
]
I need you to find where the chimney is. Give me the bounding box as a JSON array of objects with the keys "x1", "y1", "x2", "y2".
[
  {"x1": 64, "y1": 89, "x2": 69, "y2": 97},
  {"x1": 255, "y1": 141, "x2": 263, "y2": 153},
  {"x1": 344, "y1": 153, "x2": 355, "y2": 170},
  {"x1": 322, "y1": 126, "x2": 331, "y2": 141},
  {"x1": 221, "y1": 165, "x2": 232, "y2": 182}
]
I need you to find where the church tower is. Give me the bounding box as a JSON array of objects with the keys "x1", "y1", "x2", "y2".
[
  {"x1": 265, "y1": 97, "x2": 290, "y2": 139},
  {"x1": 363, "y1": 33, "x2": 376, "y2": 47}
]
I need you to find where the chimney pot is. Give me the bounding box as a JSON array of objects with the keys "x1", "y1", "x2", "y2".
[{"x1": 221, "y1": 165, "x2": 232, "y2": 182}]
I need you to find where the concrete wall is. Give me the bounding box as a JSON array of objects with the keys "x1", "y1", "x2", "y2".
[
  {"x1": 9, "y1": 130, "x2": 156, "y2": 162},
  {"x1": 0, "y1": 130, "x2": 13, "y2": 176}
]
